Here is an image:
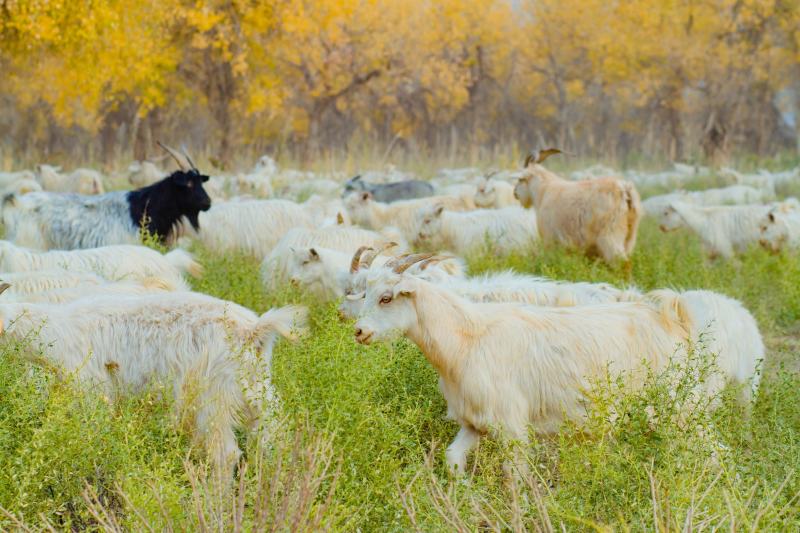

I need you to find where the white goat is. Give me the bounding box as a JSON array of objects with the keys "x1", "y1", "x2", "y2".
[
  {"x1": 658, "y1": 202, "x2": 770, "y2": 258},
  {"x1": 473, "y1": 175, "x2": 518, "y2": 208},
  {"x1": 0, "y1": 170, "x2": 36, "y2": 189},
  {"x1": 649, "y1": 289, "x2": 764, "y2": 400},
  {"x1": 128, "y1": 161, "x2": 165, "y2": 187},
  {"x1": 352, "y1": 258, "x2": 752, "y2": 474},
  {"x1": 36, "y1": 164, "x2": 104, "y2": 194},
  {"x1": 1, "y1": 277, "x2": 172, "y2": 304},
  {"x1": 759, "y1": 204, "x2": 800, "y2": 253},
  {"x1": 413, "y1": 205, "x2": 538, "y2": 256},
  {"x1": 339, "y1": 263, "x2": 639, "y2": 320},
  {"x1": 189, "y1": 199, "x2": 315, "y2": 258},
  {"x1": 0, "y1": 241, "x2": 201, "y2": 291},
  {"x1": 231, "y1": 156, "x2": 276, "y2": 198},
  {"x1": 287, "y1": 246, "x2": 464, "y2": 304},
  {"x1": 260, "y1": 226, "x2": 408, "y2": 288},
  {"x1": 0, "y1": 270, "x2": 108, "y2": 295},
  {"x1": 344, "y1": 192, "x2": 475, "y2": 241},
  {"x1": 0, "y1": 289, "x2": 305, "y2": 474},
  {"x1": 643, "y1": 185, "x2": 767, "y2": 217},
  {"x1": 514, "y1": 150, "x2": 642, "y2": 262}
]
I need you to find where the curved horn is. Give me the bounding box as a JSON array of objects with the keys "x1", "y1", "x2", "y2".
[
  {"x1": 361, "y1": 241, "x2": 398, "y2": 269},
  {"x1": 157, "y1": 141, "x2": 191, "y2": 172},
  {"x1": 524, "y1": 151, "x2": 536, "y2": 168},
  {"x1": 180, "y1": 144, "x2": 198, "y2": 171},
  {"x1": 0, "y1": 282, "x2": 10, "y2": 295},
  {"x1": 536, "y1": 148, "x2": 563, "y2": 164},
  {"x1": 417, "y1": 254, "x2": 454, "y2": 271},
  {"x1": 350, "y1": 246, "x2": 372, "y2": 273},
  {"x1": 390, "y1": 252, "x2": 436, "y2": 274}
]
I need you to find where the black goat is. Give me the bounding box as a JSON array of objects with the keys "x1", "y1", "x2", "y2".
[{"x1": 2, "y1": 143, "x2": 212, "y2": 250}]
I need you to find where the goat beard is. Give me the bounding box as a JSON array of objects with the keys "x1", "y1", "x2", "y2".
[{"x1": 185, "y1": 211, "x2": 201, "y2": 231}]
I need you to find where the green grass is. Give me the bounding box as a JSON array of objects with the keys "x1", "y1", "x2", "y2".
[{"x1": 1, "y1": 219, "x2": 800, "y2": 530}]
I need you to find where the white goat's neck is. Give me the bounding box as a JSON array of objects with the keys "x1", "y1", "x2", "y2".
[
  {"x1": 671, "y1": 202, "x2": 704, "y2": 231},
  {"x1": 404, "y1": 279, "x2": 483, "y2": 382},
  {"x1": 368, "y1": 201, "x2": 392, "y2": 228}
]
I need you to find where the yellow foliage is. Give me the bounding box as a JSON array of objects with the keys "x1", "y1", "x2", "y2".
[{"x1": 1, "y1": 0, "x2": 798, "y2": 150}]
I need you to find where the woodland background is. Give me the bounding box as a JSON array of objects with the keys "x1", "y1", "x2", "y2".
[{"x1": 2, "y1": 0, "x2": 800, "y2": 168}]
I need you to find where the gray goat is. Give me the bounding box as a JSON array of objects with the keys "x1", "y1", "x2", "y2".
[{"x1": 343, "y1": 175, "x2": 433, "y2": 203}]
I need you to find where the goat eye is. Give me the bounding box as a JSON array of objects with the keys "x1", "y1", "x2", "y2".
[{"x1": 380, "y1": 295, "x2": 392, "y2": 304}]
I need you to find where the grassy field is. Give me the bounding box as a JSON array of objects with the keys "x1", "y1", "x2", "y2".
[{"x1": 1, "y1": 190, "x2": 800, "y2": 530}]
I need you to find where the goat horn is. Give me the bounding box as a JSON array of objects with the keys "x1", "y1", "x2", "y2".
[
  {"x1": 391, "y1": 252, "x2": 436, "y2": 274},
  {"x1": 524, "y1": 151, "x2": 536, "y2": 168},
  {"x1": 180, "y1": 144, "x2": 198, "y2": 171},
  {"x1": 418, "y1": 254, "x2": 453, "y2": 271},
  {"x1": 0, "y1": 282, "x2": 10, "y2": 295},
  {"x1": 350, "y1": 246, "x2": 373, "y2": 273},
  {"x1": 157, "y1": 141, "x2": 191, "y2": 172},
  {"x1": 536, "y1": 148, "x2": 563, "y2": 164},
  {"x1": 360, "y1": 241, "x2": 397, "y2": 269}
]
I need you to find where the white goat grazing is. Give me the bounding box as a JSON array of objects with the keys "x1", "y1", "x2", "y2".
[
  {"x1": 1, "y1": 277, "x2": 172, "y2": 304},
  {"x1": 353, "y1": 258, "x2": 739, "y2": 474},
  {"x1": 231, "y1": 156, "x2": 276, "y2": 198},
  {"x1": 344, "y1": 192, "x2": 475, "y2": 241},
  {"x1": 413, "y1": 205, "x2": 538, "y2": 256},
  {"x1": 36, "y1": 164, "x2": 104, "y2": 195},
  {"x1": 260, "y1": 226, "x2": 408, "y2": 288},
  {"x1": 758, "y1": 203, "x2": 800, "y2": 253},
  {"x1": 0, "y1": 170, "x2": 35, "y2": 189},
  {"x1": 128, "y1": 161, "x2": 166, "y2": 187},
  {"x1": 514, "y1": 150, "x2": 642, "y2": 262},
  {"x1": 338, "y1": 251, "x2": 467, "y2": 319},
  {"x1": 189, "y1": 199, "x2": 315, "y2": 258},
  {"x1": 0, "y1": 290, "x2": 306, "y2": 474},
  {"x1": 643, "y1": 185, "x2": 768, "y2": 217},
  {"x1": 287, "y1": 246, "x2": 373, "y2": 300},
  {"x1": 0, "y1": 270, "x2": 108, "y2": 295},
  {"x1": 686, "y1": 185, "x2": 767, "y2": 205},
  {"x1": 338, "y1": 263, "x2": 638, "y2": 320},
  {"x1": 658, "y1": 202, "x2": 770, "y2": 258},
  {"x1": 474, "y1": 176, "x2": 518, "y2": 208},
  {"x1": 649, "y1": 289, "x2": 764, "y2": 401},
  {"x1": 0, "y1": 241, "x2": 201, "y2": 291}
]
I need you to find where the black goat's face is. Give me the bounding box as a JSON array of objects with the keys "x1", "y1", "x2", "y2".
[{"x1": 169, "y1": 169, "x2": 212, "y2": 229}]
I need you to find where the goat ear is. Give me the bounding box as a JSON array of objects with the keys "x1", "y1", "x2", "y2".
[
  {"x1": 433, "y1": 204, "x2": 445, "y2": 216},
  {"x1": 361, "y1": 191, "x2": 372, "y2": 201},
  {"x1": 768, "y1": 212, "x2": 776, "y2": 223},
  {"x1": 309, "y1": 248, "x2": 320, "y2": 260},
  {"x1": 393, "y1": 278, "x2": 416, "y2": 298},
  {"x1": 0, "y1": 282, "x2": 10, "y2": 296}
]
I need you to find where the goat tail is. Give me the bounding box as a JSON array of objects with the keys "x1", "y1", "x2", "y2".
[
  {"x1": 253, "y1": 305, "x2": 308, "y2": 343},
  {"x1": 645, "y1": 289, "x2": 692, "y2": 338},
  {"x1": 621, "y1": 180, "x2": 642, "y2": 254},
  {"x1": 165, "y1": 248, "x2": 204, "y2": 278}
]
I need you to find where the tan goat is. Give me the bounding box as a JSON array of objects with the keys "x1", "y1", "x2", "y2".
[{"x1": 513, "y1": 149, "x2": 642, "y2": 262}]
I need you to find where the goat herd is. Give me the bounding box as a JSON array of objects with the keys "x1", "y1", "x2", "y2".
[{"x1": 1, "y1": 144, "x2": 796, "y2": 478}]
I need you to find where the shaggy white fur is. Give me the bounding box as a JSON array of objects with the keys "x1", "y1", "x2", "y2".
[{"x1": 0, "y1": 292, "x2": 306, "y2": 474}]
